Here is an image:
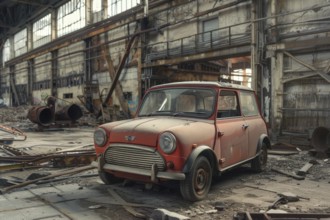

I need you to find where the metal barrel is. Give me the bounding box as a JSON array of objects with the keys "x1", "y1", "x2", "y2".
[
  {"x1": 311, "y1": 127, "x2": 330, "y2": 152},
  {"x1": 55, "y1": 104, "x2": 83, "y2": 121},
  {"x1": 27, "y1": 106, "x2": 53, "y2": 126}
]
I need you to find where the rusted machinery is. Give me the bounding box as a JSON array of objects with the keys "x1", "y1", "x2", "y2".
[{"x1": 27, "y1": 97, "x2": 83, "y2": 127}]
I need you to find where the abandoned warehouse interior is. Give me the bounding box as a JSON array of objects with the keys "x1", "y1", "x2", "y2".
[{"x1": 0, "y1": 0, "x2": 330, "y2": 219}]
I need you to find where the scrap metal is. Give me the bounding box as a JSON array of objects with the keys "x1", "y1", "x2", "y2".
[
  {"x1": 234, "y1": 212, "x2": 330, "y2": 220},
  {"x1": 267, "y1": 197, "x2": 288, "y2": 210},
  {"x1": 0, "y1": 149, "x2": 96, "y2": 171},
  {"x1": 0, "y1": 145, "x2": 29, "y2": 156},
  {"x1": 0, "y1": 124, "x2": 27, "y2": 142},
  {"x1": 0, "y1": 165, "x2": 96, "y2": 194},
  {"x1": 27, "y1": 96, "x2": 83, "y2": 127},
  {"x1": 311, "y1": 127, "x2": 330, "y2": 153},
  {"x1": 27, "y1": 106, "x2": 53, "y2": 126}
]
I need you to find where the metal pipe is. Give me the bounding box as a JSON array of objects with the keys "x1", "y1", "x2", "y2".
[
  {"x1": 311, "y1": 127, "x2": 330, "y2": 152},
  {"x1": 27, "y1": 106, "x2": 53, "y2": 126},
  {"x1": 55, "y1": 104, "x2": 83, "y2": 121}
]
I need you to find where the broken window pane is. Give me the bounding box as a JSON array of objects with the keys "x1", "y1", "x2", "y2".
[
  {"x1": 2, "y1": 39, "x2": 10, "y2": 65},
  {"x1": 14, "y1": 29, "x2": 27, "y2": 57},
  {"x1": 33, "y1": 14, "x2": 51, "y2": 48},
  {"x1": 107, "y1": 0, "x2": 141, "y2": 17},
  {"x1": 57, "y1": 0, "x2": 86, "y2": 37}
]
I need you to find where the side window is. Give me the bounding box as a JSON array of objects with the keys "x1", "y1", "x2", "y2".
[
  {"x1": 240, "y1": 91, "x2": 259, "y2": 116},
  {"x1": 217, "y1": 90, "x2": 241, "y2": 118}
]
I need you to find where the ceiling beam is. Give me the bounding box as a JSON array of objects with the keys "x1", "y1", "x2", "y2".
[
  {"x1": 142, "y1": 44, "x2": 251, "y2": 68},
  {"x1": 12, "y1": 0, "x2": 48, "y2": 7}
]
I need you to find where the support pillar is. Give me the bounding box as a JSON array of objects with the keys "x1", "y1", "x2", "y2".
[{"x1": 271, "y1": 52, "x2": 284, "y2": 140}]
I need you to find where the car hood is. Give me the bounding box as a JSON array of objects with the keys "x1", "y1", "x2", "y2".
[{"x1": 101, "y1": 117, "x2": 215, "y2": 148}]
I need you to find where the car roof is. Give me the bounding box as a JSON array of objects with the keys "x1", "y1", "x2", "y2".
[{"x1": 149, "y1": 81, "x2": 254, "y2": 91}]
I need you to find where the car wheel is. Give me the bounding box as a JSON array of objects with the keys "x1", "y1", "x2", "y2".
[
  {"x1": 180, "y1": 156, "x2": 212, "y2": 202},
  {"x1": 98, "y1": 171, "x2": 123, "y2": 185},
  {"x1": 251, "y1": 143, "x2": 268, "y2": 172}
]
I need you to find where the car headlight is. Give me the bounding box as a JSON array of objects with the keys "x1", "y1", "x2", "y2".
[
  {"x1": 159, "y1": 132, "x2": 176, "y2": 154},
  {"x1": 94, "y1": 128, "x2": 107, "y2": 147}
]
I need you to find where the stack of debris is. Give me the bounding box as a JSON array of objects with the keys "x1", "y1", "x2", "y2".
[{"x1": 0, "y1": 123, "x2": 96, "y2": 193}]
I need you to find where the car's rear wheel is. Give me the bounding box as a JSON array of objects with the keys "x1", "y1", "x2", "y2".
[
  {"x1": 180, "y1": 156, "x2": 212, "y2": 202},
  {"x1": 98, "y1": 171, "x2": 123, "y2": 184},
  {"x1": 251, "y1": 143, "x2": 268, "y2": 172}
]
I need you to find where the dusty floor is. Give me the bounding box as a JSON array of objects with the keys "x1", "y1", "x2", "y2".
[{"x1": 0, "y1": 108, "x2": 329, "y2": 219}]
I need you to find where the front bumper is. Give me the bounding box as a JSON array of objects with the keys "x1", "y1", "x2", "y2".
[{"x1": 93, "y1": 155, "x2": 185, "y2": 182}]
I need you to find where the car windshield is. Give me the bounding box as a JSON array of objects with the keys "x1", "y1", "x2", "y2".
[{"x1": 138, "y1": 88, "x2": 216, "y2": 119}]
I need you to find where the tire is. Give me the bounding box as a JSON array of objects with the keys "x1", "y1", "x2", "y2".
[
  {"x1": 98, "y1": 171, "x2": 123, "y2": 185},
  {"x1": 180, "y1": 156, "x2": 212, "y2": 202},
  {"x1": 251, "y1": 143, "x2": 268, "y2": 172}
]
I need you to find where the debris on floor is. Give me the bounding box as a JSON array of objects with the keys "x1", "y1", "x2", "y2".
[
  {"x1": 0, "y1": 108, "x2": 330, "y2": 219},
  {"x1": 233, "y1": 212, "x2": 330, "y2": 220},
  {"x1": 269, "y1": 142, "x2": 300, "y2": 155},
  {"x1": 0, "y1": 164, "x2": 96, "y2": 194}
]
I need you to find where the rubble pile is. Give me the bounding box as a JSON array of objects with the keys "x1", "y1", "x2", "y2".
[{"x1": 0, "y1": 106, "x2": 31, "y2": 123}]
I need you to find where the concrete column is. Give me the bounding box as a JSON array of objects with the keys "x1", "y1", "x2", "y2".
[
  {"x1": 85, "y1": 0, "x2": 92, "y2": 25},
  {"x1": 51, "y1": 10, "x2": 57, "y2": 40},
  {"x1": 271, "y1": 52, "x2": 283, "y2": 140},
  {"x1": 102, "y1": 0, "x2": 108, "y2": 19},
  {"x1": 250, "y1": 0, "x2": 257, "y2": 90},
  {"x1": 9, "y1": 37, "x2": 15, "y2": 59},
  {"x1": 26, "y1": 24, "x2": 33, "y2": 50},
  {"x1": 51, "y1": 50, "x2": 58, "y2": 97},
  {"x1": 27, "y1": 59, "x2": 34, "y2": 104},
  {"x1": 270, "y1": 0, "x2": 278, "y2": 43}
]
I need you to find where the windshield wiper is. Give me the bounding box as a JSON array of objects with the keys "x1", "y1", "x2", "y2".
[
  {"x1": 145, "y1": 110, "x2": 173, "y2": 116},
  {"x1": 172, "y1": 111, "x2": 209, "y2": 117}
]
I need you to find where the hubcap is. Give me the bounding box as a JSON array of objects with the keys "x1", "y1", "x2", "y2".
[{"x1": 195, "y1": 168, "x2": 209, "y2": 194}]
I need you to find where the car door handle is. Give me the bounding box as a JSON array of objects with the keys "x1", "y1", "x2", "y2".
[
  {"x1": 218, "y1": 131, "x2": 225, "y2": 137},
  {"x1": 242, "y1": 124, "x2": 249, "y2": 129}
]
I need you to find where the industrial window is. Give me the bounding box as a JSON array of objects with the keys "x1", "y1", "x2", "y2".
[
  {"x1": 14, "y1": 29, "x2": 27, "y2": 57},
  {"x1": 202, "y1": 18, "x2": 219, "y2": 42},
  {"x1": 63, "y1": 93, "x2": 73, "y2": 99},
  {"x1": 92, "y1": 0, "x2": 102, "y2": 12},
  {"x1": 92, "y1": 0, "x2": 102, "y2": 22},
  {"x1": 57, "y1": 0, "x2": 86, "y2": 37},
  {"x1": 33, "y1": 14, "x2": 51, "y2": 48},
  {"x1": 231, "y1": 68, "x2": 252, "y2": 88},
  {"x1": 107, "y1": 0, "x2": 141, "y2": 17},
  {"x1": 2, "y1": 39, "x2": 10, "y2": 64}
]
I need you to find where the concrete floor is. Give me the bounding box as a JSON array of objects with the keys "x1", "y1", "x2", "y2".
[{"x1": 1, "y1": 127, "x2": 330, "y2": 220}]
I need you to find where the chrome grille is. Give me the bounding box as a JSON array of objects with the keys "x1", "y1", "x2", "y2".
[{"x1": 104, "y1": 144, "x2": 166, "y2": 171}]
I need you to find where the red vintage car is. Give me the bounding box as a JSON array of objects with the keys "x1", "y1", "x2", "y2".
[{"x1": 93, "y1": 81, "x2": 271, "y2": 201}]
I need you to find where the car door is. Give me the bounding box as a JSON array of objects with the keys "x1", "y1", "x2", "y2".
[
  {"x1": 239, "y1": 91, "x2": 267, "y2": 158},
  {"x1": 216, "y1": 90, "x2": 249, "y2": 168}
]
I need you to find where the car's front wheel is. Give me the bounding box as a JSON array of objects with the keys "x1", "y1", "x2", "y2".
[
  {"x1": 180, "y1": 156, "x2": 212, "y2": 202},
  {"x1": 98, "y1": 171, "x2": 123, "y2": 185},
  {"x1": 251, "y1": 143, "x2": 268, "y2": 172}
]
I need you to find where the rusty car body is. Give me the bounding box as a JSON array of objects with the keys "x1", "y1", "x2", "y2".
[{"x1": 93, "y1": 81, "x2": 271, "y2": 201}]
